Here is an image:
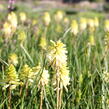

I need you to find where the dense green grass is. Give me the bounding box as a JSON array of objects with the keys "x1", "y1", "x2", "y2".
[{"x1": 0, "y1": 3, "x2": 109, "y2": 109}]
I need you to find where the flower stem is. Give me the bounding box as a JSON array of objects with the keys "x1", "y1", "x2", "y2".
[
  {"x1": 20, "y1": 44, "x2": 34, "y2": 65},
  {"x1": 25, "y1": 81, "x2": 28, "y2": 96},
  {"x1": 40, "y1": 84, "x2": 44, "y2": 109},
  {"x1": 56, "y1": 72, "x2": 60, "y2": 109},
  {"x1": 20, "y1": 86, "x2": 23, "y2": 96},
  {"x1": 59, "y1": 86, "x2": 63, "y2": 109},
  {"x1": 8, "y1": 87, "x2": 11, "y2": 109}
]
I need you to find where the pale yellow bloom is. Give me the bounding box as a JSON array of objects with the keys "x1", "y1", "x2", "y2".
[
  {"x1": 19, "y1": 12, "x2": 27, "y2": 23},
  {"x1": 43, "y1": 12, "x2": 51, "y2": 26},
  {"x1": 94, "y1": 17, "x2": 99, "y2": 28},
  {"x1": 7, "y1": 12, "x2": 18, "y2": 31},
  {"x1": 80, "y1": 18, "x2": 87, "y2": 31},
  {"x1": 55, "y1": 11, "x2": 63, "y2": 23},
  {"x1": 18, "y1": 30, "x2": 26, "y2": 42},
  {"x1": 63, "y1": 17, "x2": 69, "y2": 25},
  {"x1": 48, "y1": 40, "x2": 67, "y2": 68},
  {"x1": 3, "y1": 12, "x2": 18, "y2": 36},
  {"x1": 19, "y1": 64, "x2": 35, "y2": 83},
  {"x1": 32, "y1": 64, "x2": 49, "y2": 87},
  {"x1": 104, "y1": 20, "x2": 109, "y2": 32},
  {"x1": 39, "y1": 36, "x2": 47, "y2": 50},
  {"x1": 39, "y1": 68, "x2": 49, "y2": 86},
  {"x1": 104, "y1": 33, "x2": 109, "y2": 51},
  {"x1": 3, "y1": 22, "x2": 12, "y2": 36},
  {"x1": 71, "y1": 20, "x2": 78, "y2": 36},
  {"x1": 3, "y1": 64, "x2": 19, "y2": 90},
  {"x1": 32, "y1": 19, "x2": 38, "y2": 26},
  {"x1": 103, "y1": 71, "x2": 109, "y2": 83},
  {"x1": 89, "y1": 35, "x2": 95, "y2": 46},
  {"x1": 87, "y1": 19, "x2": 94, "y2": 28},
  {"x1": 59, "y1": 65, "x2": 70, "y2": 90},
  {"x1": 47, "y1": 40, "x2": 70, "y2": 90},
  {"x1": 8, "y1": 53, "x2": 18, "y2": 66},
  {"x1": 32, "y1": 63, "x2": 41, "y2": 75},
  {"x1": 87, "y1": 19, "x2": 95, "y2": 33},
  {"x1": 53, "y1": 65, "x2": 70, "y2": 91}
]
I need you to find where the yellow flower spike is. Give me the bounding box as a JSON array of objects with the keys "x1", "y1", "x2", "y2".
[
  {"x1": 18, "y1": 30, "x2": 26, "y2": 43},
  {"x1": 32, "y1": 63, "x2": 49, "y2": 87},
  {"x1": 8, "y1": 53, "x2": 18, "y2": 66},
  {"x1": 63, "y1": 17, "x2": 69, "y2": 25},
  {"x1": 104, "y1": 20, "x2": 109, "y2": 32},
  {"x1": 39, "y1": 36, "x2": 47, "y2": 50},
  {"x1": 39, "y1": 68, "x2": 49, "y2": 86},
  {"x1": 19, "y1": 12, "x2": 27, "y2": 23},
  {"x1": 80, "y1": 17, "x2": 87, "y2": 31},
  {"x1": 3, "y1": 22, "x2": 12, "y2": 37},
  {"x1": 94, "y1": 17, "x2": 99, "y2": 28},
  {"x1": 3, "y1": 64, "x2": 19, "y2": 90},
  {"x1": 89, "y1": 35, "x2": 95, "y2": 46},
  {"x1": 35, "y1": 64, "x2": 49, "y2": 109},
  {"x1": 48, "y1": 40, "x2": 67, "y2": 68},
  {"x1": 32, "y1": 63, "x2": 41, "y2": 75},
  {"x1": 47, "y1": 40, "x2": 70, "y2": 108},
  {"x1": 6, "y1": 65, "x2": 19, "y2": 81},
  {"x1": 55, "y1": 10, "x2": 64, "y2": 23},
  {"x1": 103, "y1": 71, "x2": 109, "y2": 83},
  {"x1": 87, "y1": 19, "x2": 95, "y2": 33},
  {"x1": 104, "y1": 33, "x2": 109, "y2": 51},
  {"x1": 32, "y1": 19, "x2": 38, "y2": 26},
  {"x1": 7, "y1": 12, "x2": 18, "y2": 31},
  {"x1": 19, "y1": 64, "x2": 35, "y2": 83},
  {"x1": 43, "y1": 12, "x2": 51, "y2": 26},
  {"x1": 47, "y1": 40, "x2": 70, "y2": 90},
  {"x1": 59, "y1": 65, "x2": 70, "y2": 91},
  {"x1": 71, "y1": 20, "x2": 78, "y2": 36},
  {"x1": 87, "y1": 19, "x2": 94, "y2": 28}
]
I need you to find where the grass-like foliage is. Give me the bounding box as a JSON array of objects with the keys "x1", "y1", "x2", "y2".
[{"x1": 0, "y1": 4, "x2": 109, "y2": 109}]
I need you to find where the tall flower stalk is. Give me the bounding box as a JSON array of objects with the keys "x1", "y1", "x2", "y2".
[
  {"x1": 2, "y1": 64, "x2": 19, "y2": 109},
  {"x1": 19, "y1": 64, "x2": 35, "y2": 96},
  {"x1": 47, "y1": 40, "x2": 70, "y2": 109},
  {"x1": 39, "y1": 68, "x2": 49, "y2": 109},
  {"x1": 32, "y1": 64, "x2": 49, "y2": 109}
]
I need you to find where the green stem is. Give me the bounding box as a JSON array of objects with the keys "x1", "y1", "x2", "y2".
[
  {"x1": 102, "y1": 81, "x2": 105, "y2": 109},
  {"x1": 59, "y1": 86, "x2": 63, "y2": 109},
  {"x1": 8, "y1": 87, "x2": 11, "y2": 109},
  {"x1": 20, "y1": 44, "x2": 34, "y2": 65},
  {"x1": 56, "y1": 71, "x2": 60, "y2": 109},
  {"x1": 40, "y1": 83, "x2": 44, "y2": 109}
]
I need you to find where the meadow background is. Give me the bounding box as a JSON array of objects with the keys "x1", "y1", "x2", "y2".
[{"x1": 0, "y1": 0, "x2": 109, "y2": 109}]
